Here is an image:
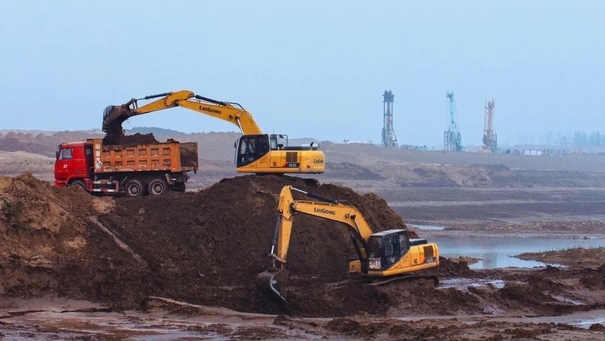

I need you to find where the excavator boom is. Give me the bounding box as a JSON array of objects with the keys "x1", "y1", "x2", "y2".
[
  {"x1": 256, "y1": 185, "x2": 440, "y2": 304},
  {"x1": 102, "y1": 90, "x2": 262, "y2": 139}
]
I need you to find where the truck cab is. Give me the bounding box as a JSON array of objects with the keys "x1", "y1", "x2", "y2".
[{"x1": 54, "y1": 141, "x2": 93, "y2": 189}]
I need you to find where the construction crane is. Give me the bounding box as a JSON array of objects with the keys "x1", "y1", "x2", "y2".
[
  {"x1": 479, "y1": 98, "x2": 497, "y2": 153},
  {"x1": 443, "y1": 92, "x2": 463, "y2": 151},
  {"x1": 381, "y1": 90, "x2": 398, "y2": 148}
]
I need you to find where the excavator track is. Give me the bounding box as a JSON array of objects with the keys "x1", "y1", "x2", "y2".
[{"x1": 364, "y1": 274, "x2": 440, "y2": 289}]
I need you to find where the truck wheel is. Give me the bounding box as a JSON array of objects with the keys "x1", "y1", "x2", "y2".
[
  {"x1": 125, "y1": 179, "x2": 144, "y2": 197},
  {"x1": 69, "y1": 180, "x2": 86, "y2": 191},
  {"x1": 148, "y1": 178, "x2": 167, "y2": 196}
]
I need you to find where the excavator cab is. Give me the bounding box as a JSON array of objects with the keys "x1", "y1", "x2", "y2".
[
  {"x1": 367, "y1": 229, "x2": 416, "y2": 271},
  {"x1": 235, "y1": 134, "x2": 271, "y2": 168}
]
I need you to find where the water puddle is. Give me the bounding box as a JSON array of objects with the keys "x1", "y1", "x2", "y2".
[
  {"x1": 439, "y1": 278, "x2": 506, "y2": 289},
  {"x1": 574, "y1": 317, "x2": 605, "y2": 328},
  {"x1": 409, "y1": 224, "x2": 447, "y2": 231},
  {"x1": 552, "y1": 295, "x2": 583, "y2": 305},
  {"x1": 433, "y1": 236, "x2": 605, "y2": 269},
  {"x1": 519, "y1": 309, "x2": 605, "y2": 329}
]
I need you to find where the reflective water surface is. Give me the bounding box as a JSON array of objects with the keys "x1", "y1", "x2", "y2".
[{"x1": 432, "y1": 236, "x2": 605, "y2": 269}]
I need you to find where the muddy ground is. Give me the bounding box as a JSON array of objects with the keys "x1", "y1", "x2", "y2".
[
  {"x1": 1, "y1": 294, "x2": 605, "y2": 340},
  {"x1": 2, "y1": 129, "x2": 605, "y2": 339},
  {"x1": 516, "y1": 247, "x2": 605, "y2": 267},
  {"x1": 1, "y1": 172, "x2": 605, "y2": 339}
]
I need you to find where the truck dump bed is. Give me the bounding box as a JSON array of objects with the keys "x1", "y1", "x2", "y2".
[{"x1": 88, "y1": 138, "x2": 198, "y2": 174}]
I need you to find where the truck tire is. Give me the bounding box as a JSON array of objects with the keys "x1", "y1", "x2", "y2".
[
  {"x1": 148, "y1": 178, "x2": 167, "y2": 196},
  {"x1": 69, "y1": 179, "x2": 86, "y2": 191},
  {"x1": 125, "y1": 179, "x2": 144, "y2": 197}
]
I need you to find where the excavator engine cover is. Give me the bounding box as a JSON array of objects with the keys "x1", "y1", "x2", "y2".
[{"x1": 255, "y1": 269, "x2": 289, "y2": 304}]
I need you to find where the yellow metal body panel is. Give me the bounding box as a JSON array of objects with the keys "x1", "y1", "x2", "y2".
[{"x1": 237, "y1": 149, "x2": 325, "y2": 174}]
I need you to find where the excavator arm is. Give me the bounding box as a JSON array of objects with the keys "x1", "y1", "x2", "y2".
[
  {"x1": 256, "y1": 185, "x2": 378, "y2": 303},
  {"x1": 102, "y1": 90, "x2": 263, "y2": 141},
  {"x1": 267, "y1": 185, "x2": 374, "y2": 269}
]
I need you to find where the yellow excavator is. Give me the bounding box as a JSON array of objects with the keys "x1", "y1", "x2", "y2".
[
  {"x1": 101, "y1": 90, "x2": 325, "y2": 175},
  {"x1": 255, "y1": 185, "x2": 440, "y2": 304}
]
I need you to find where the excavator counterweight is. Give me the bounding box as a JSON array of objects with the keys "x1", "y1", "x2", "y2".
[
  {"x1": 101, "y1": 90, "x2": 326, "y2": 175},
  {"x1": 255, "y1": 185, "x2": 440, "y2": 304}
]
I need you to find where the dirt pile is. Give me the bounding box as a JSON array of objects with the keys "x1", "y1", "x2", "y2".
[
  {"x1": 0, "y1": 173, "x2": 96, "y2": 296},
  {"x1": 0, "y1": 173, "x2": 148, "y2": 306},
  {"x1": 0, "y1": 173, "x2": 427, "y2": 315},
  {"x1": 2, "y1": 173, "x2": 604, "y2": 319},
  {"x1": 101, "y1": 132, "x2": 161, "y2": 147},
  {"x1": 92, "y1": 174, "x2": 420, "y2": 314}
]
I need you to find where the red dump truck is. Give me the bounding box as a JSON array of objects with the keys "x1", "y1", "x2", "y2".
[{"x1": 54, "y1": 137, "x2": 198, "y2": 197}]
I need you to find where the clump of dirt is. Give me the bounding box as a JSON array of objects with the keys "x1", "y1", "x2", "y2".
[
  {"x1": 494, "y1": 281, "x2": 585, "y2": 315},
  {"x1": 524, "y1": 273, "x2": 569, "y2": 294},
  {"x1": 431, "y1": 256, "x2": 475, "y2": 277},
  {"x1": 102, "y1": 133, "x2": 160, "y2": 147},
  {"x1": 579, "y1": 265, "x2": 605, "y2": 290},
  {"x1": 589, "y1": 323, "x2": 605, "y2": 331}
]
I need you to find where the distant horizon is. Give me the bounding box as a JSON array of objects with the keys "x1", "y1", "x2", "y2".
[{"x1": 1, "y1": 126, "x2": 603, "y2": 151}]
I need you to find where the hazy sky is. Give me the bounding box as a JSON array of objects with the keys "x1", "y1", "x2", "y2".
[{"x1": 2, "y1": 1, "x2": 604, "y2": 148}]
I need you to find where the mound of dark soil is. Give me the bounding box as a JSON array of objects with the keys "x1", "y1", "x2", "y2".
[
  {"x1": 431, "y1": 257, "x2": 474, "y2": 277},
  {"x1": 102, "y1": 133, "x2": 161, "y2": 147},
  {"x1": 91, "y1": 174, "x2": 420, "y2": 314},
  {"x1": 1, "y1": 172, "x2": 430, "y2": 316},
  {"x1": 0, "y1": 172, "x2": 96, "y2": 296},
  {"x1": 3, "y1": 173, "x2": 605, "y2": 318}
]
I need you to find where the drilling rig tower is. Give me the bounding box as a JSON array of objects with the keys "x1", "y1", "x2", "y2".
[
  {"x1": 479, "y1": 98, "x2": 497, "y2": 153},
  {"x1": 381, "y1": 90, "x2": 398, "y2": 148},
  {"x1": 444, "y1": 91, "x2": 463, "y2": 151}
]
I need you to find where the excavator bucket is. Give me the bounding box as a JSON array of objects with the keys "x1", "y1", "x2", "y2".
[{"x1": 255, "y1": 269, "x2": 288, "y2": 304}]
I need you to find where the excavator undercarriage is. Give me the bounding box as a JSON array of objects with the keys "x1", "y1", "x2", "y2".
[{"x1": 256, "y1": 268, "x2": 440, "y2": 305}]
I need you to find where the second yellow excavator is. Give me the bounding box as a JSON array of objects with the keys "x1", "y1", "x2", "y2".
[
  {"x1": 255, "y1": 185, "x2": 440, "y2": 304},
  {"x1": 101, "y1": 90, "x2": 325, "y2": 175}
]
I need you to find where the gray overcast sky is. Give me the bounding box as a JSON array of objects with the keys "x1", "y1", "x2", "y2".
[{"x1": 1, "y1": 1, "x2": 603, "y2": 147}]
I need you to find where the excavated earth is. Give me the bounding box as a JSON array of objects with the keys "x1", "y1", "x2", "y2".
[{"x1": 1, "y1": 172, "x2": 605, "y2": 321}]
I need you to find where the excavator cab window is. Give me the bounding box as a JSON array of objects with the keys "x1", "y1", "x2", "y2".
[
  {"x1": 399, "y1": 233, "x2": 410, "y2": 255},
  {"x1": 383, "y1": 234, "x2": 399, "y2": 268},
  {"x1": 236, "y1": 134, "x2": 271, "y2": 167},
  {"x1": 270, "y1": 136, "x2": 279, "y2": 150},
  {"x1": 367, "y1": 231, "x2": 410, "y2": 270}
]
